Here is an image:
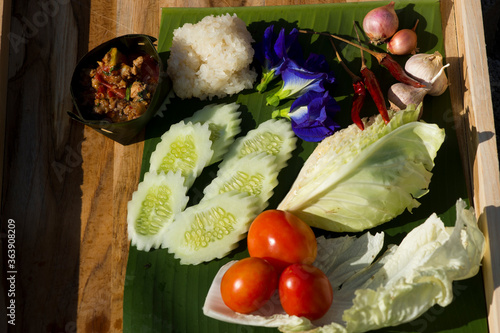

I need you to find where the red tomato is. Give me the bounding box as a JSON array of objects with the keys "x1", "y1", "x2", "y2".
[
  {"x1": 279, "y1": 263, "x2": 333, "y2": 321},
  {"x1": 247, "y1": 210, "x2": 317, "y2": 272},
  {"x1": 220, "y1": 257, "x2": 278, "y2": 314}
]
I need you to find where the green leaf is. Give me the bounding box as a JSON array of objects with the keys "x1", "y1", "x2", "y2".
[
  {"x1": 125, "y1": 85, "x2": 131, "y2": 101},
  {"x1": 123, "y1": 2, "x2": 488, "y2": 333},
  {"x1": 278, "y1": 105, "x2": 446, "y2": 232}
]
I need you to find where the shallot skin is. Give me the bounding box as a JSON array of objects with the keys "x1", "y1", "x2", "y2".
[
  {"x1": 362, "y1": 1, "x2": 399, "y2": 45},
  {"x1": 387, "y1": 29, "x2": 418, "y2": 55},
  {"x1": 387, "y1": 20, "x2": 419, "y2": 55}
]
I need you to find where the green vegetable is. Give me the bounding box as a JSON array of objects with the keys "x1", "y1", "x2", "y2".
[
  {"x1": 127, "y1": 171, "x2": 189, "y2": 251},
  {"x1": 218, "y1": 118, "x2": 297, "y2": 171},
  {"x1": 202, "y1": 152, "x2": 279, "y2": 212},
  {"x1": 107, "y1": 47, "x2": 123, "y2": 68},
  {"x1": 341, "y1": 199, "x2": 485, "y2": 332},
  {"x1": 125, "y1": 85, "x2": 131, "y2": 101},
  {"x1": 162, "y1": 192, "x2": 259, "y2": 265},
  {"x1": 153, "y1": 113, "x2": 294, "y2": 265},
  {"x1": 278, "y1": 103, "x2": 445, "y2": 232},
  {"x1": 203, "y1": 199, "x2": 485, "y2": 332},
  {"x1": 149, "y1": 121, "x2": 214, "y2": 188},
  {"x1": 183, "y1": 103, "x2": 242, "y2": 164}
]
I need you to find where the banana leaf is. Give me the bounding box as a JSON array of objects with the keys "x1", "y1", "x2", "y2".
[{"x1": 123, "y1": 2, "x2": 488, "y2": 332}]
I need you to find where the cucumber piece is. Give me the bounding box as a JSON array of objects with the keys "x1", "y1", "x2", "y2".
[
  {"x1": 184, "y1": 103, "x2": 242, "y2": 164},
  {"x1": 162, "y1": 192, "x2": 259, "y2": 265},
  {"x1": 202, "y1": 153, "x2": 279, "y2": 212},
  {"x1": 218, "y1": 118, "x2": 297, "y2": 171},
  {"x1": 149, "y1": 121, "x2": 214, "y2": 188},
  {"x1": 127, "y1": 171, "x2": 189, "y2": 251}
]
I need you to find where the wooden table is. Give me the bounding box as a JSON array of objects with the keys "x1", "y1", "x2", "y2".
[{"x1": 0, "y1": 0, "x2": 498, "y2": 332}]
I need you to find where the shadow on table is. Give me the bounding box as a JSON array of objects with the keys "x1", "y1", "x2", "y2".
[{"x1": 0, "y1": 1, "x2": 93, "y2": 332}]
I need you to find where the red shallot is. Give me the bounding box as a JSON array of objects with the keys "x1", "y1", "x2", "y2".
[
  {"x1": 387, "y1": 20, "x2": 419, "y2": 55},
  {"x1": 362, "y1": 1, "x2": 399, "y2": 45}
]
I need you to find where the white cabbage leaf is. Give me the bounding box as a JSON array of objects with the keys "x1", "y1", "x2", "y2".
[
  {"x1": 277, "y1": 104, "x2": 446, "y2": 232},
  {"x1": 202, "y1": 199, "x2": 485, "y2": 333}
]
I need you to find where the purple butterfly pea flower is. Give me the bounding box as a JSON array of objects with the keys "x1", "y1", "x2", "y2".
[
  {"x1": 286, "y1": 90, "x2": 341, "y2": 142},
  {"x1": 266, "y1": 54, "x2": 335, "y2": 107},
  {"x1": 254, "y1": 25, "x2": 303, "y2": 92}
]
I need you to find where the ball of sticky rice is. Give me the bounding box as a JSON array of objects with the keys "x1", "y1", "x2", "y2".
[{"x1": 167, "y1": 13, "x2": 257, "y2": 100}]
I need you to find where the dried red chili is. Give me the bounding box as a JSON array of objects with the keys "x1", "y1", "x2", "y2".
[
  {"x1": 351, "y1": 80, "x2": 366, "y2": 130},
  {"x1": 353, "y1": 25, "x2": 390, "y2": 124},
  {"x1": 354, "y1": 24, "x2": 390, "y2": 124},
  {"x1": 95, "y1": 73, "x2": 126, "y2": 99},
  {"x1": 330, "y1": 38, "x2": 366, "y2": 130},
  {"x1": 300, "y1": 29, "x2": 426, "y2": 88},
  {"x1": 379, "y1": 54, "x2": 424, "y2": 88},
  {"x1": 360, "y1": 66, "x2": 390, "y2": 124}
]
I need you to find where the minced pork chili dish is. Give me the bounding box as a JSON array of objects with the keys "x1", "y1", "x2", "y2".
[{"x1": 83, "y1": 47, "x2": 159, "y2": 122}]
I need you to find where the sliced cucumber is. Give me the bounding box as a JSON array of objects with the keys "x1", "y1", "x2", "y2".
[
  {"x1": 162, "y1": 192, "x2": 259, "y2": 265},
  {"x1": 202, "y1": 153, "x2": 279, "y2": 212},
  {"x1": 127, "y1": 171, "x2": 189, "y2": 251},
  {"x1": 149, "y1": 121, "x2": 214, "y2": 188},
  {"x1": 218, "y1": 118, "x2": 297, "y2": 171},
  {"x1": 184, "y1": 103, "x2": 242, "y2": 164}
]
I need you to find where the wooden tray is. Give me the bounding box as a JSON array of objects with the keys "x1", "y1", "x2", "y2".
[
  {"x1": 0, "y1": 0, "x2": 498, "y2": 332},
  {"x1": 441, "y1": 0, "x2": 500, "y2": 331}
]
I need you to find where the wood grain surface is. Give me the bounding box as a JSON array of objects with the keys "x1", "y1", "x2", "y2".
[
  {"x1": 0, "y1": 1, "x2": 498, "y2": 333},
  {"x1": 452, "y1": 0, "x2": 500, "y2": 330}
]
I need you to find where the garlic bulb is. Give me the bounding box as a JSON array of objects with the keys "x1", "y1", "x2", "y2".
[
  {"x1": 388, "y1": 63, "x2": 448, "y2": 118},
  {"x1": 388, "y1": 83, "x2": 429, "y2": 113},
  {"x1": 404, "y1": 51, "x2": 449, "y2": 96}
]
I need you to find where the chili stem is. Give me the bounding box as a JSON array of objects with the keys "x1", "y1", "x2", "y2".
[
  {"x1": 329, "y1": 37, "x2": 361, "y2": 82},
  {"x1": 329, "y1": 36, "x2": 366, "y2": 130},
  {"x1": 299, "y1": 29, "x2": 426, "y2": 88},
  {"x1": 352, "y1": 22, "x2": 390, "y2": 124},
  {"x1": 299, "y1": 29, "x2": 382, "y2": 62},
  {"x1": 353, "y1": 23, "x2": 366, "y2": 69}
]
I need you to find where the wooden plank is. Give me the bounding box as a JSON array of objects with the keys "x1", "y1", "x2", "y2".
[
  {"x1": 109, "y1": 143, "x2": 143, "y2": 332},
  {"x1": 77, "y1": 133, "x2": 116, "y2": 333},
  {"x1": 76, "y1": 0, "x2": 118, "y2": 332},
  {"x1": 117, "y1": 0, "x2": 160, "y2": 36},
  {"x1": 1, "y1": 0, "x2": 90, "y2": 331},
  {"x1": 452, "y1": 0, "x2": 500, "y2": 331},
  {"x1": 440, "y1": 0, "x2": 472, "y2": 200},
  {"x1": 164, "y1": 0, "x2": 265, "y2": 7},
  {"x1": 113, "y1": 1, "x2": 158, "y2": 331},
  {"x1": 77, "y1": 1, "x2": 157, "y2": 332}
]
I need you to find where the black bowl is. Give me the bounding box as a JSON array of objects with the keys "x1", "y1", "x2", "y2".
[{"x1": 68, "y1": 34, "x2": 171, "y2": 145}]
